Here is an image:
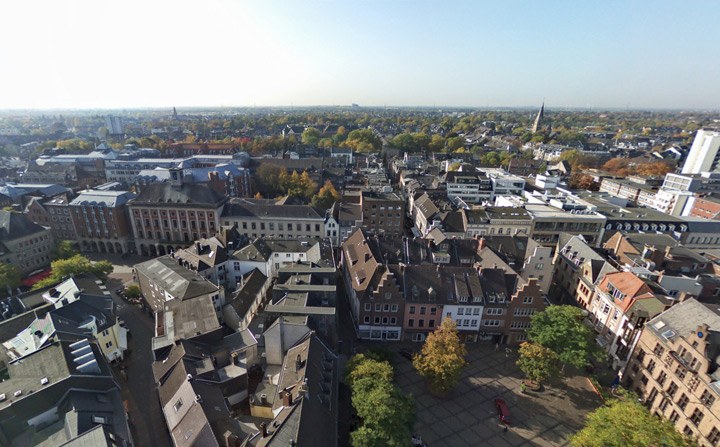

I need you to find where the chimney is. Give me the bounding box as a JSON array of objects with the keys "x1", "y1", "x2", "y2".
[
  {"x1": 282, "y1": 390, "x2": 292, "y2": 407},
  {"x1": 260, "y1": 422, "x2": 268, "y2": 438},
  {"x1": 478, "y1": 237, "x2": 486, "y2": 250},
  {"x1": 196, "y1": 241, "x2": 201, "y2": 253},
  {"x1": 295, "y1": 354, "x2": 302, "y2": 371}
]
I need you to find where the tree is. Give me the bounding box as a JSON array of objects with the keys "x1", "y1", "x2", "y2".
[
  {"x1": 125, "y1": 284, "x2": 141, "y2": 299},
  {"x1": 0, "y1": 263, "x2": 21, "y2": 293},
  {"x1": 571, "y1": 394, "x2": 695, "y2": 447},
  {"x1": 344, "y1": 129, "x2": 381, "y2": 153},
  {"x1": 301, "y1": 127, "x2": 321, "y2": 146},
  {"x1": 32, "y1": 255, "x2": 113, "y2": 290},
  {"x1": 428, "y1": 134, "x2": 446, "y2": 152},
  {"x1": 569, "y1": 173, "x2": 599, "y2": 191},
  {"x1": 635, "y1": 161, "x2": 674, "y2": 176},
  {"x1": 445, "y1": 136, "x2": 465, "y2": 152},
  {"x1": 53, "y1": 240, "x2": 78, "y2": 260},
  {"x1": 413, "y1": 317, "x2": 467, "y2": 393},
  {"x1": 347, "y1": 354, "x2": 415, "y2": 447},
  {"x1": 311, "y1": 180, "x2": 341, "y2": 209},
  {"x1": 516, "y1": 342, "x2": 559, "y2": 385},
  {"x1": 255, "y1": 164, "x2": 285, "y2": 195},
  {"x1": 527, "y1": 305, "x2": 599, "y2": 369}
]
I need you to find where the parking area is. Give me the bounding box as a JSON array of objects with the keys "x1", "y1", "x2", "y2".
[{"x1": 390, "y1": 343, "x2": 603, "y2": 447}]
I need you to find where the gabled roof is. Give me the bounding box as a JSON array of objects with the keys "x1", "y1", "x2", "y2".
[
  {"x1": 134, "y1": 256, "x2": 220, "y2": 300},
  {"x1": 227, "y1": 269, "x2": 269, "y2": 318},
  {"x1": 0, "y1": 210, "x2": 47, "y2": 240}
]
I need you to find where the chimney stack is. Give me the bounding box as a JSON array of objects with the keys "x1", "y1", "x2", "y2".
[
  {"x1": 295, "y1": 354, "x2": 302, "y2": 371},
  {"x1": 260, "y1": 422, "x2": 268, "y2": 438},
  {"x1": 478, "y1": 237, "x2": 486, "y2": 250},
  {"x1": 282, "y1": 390, "x2": 293, "y2": 407}
]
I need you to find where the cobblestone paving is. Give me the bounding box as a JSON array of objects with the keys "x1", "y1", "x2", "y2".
[{"x1": 391, "y1": 343, "x2": 603, "y2": 447}]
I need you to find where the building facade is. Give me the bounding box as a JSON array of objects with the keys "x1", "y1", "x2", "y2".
[{"x1": 69, "y1": 189, "x2": 135, "y2": 254}]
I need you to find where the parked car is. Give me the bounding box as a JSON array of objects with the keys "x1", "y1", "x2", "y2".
[{"x1": 494, "y1": 398, "x2": 511, "y2": 425}]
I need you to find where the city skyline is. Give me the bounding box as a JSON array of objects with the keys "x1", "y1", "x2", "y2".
[{"x1": 1, "y1": 0, "x2": 719, "y2": 110}]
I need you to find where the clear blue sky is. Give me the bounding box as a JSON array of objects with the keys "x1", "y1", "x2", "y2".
[{"x1": 1, "y1": 0, "x2": 718, "y2": 109}]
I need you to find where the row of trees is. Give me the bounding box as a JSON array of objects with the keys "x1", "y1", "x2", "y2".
[
  {"x1": 347, "y1": 353, "x2": 415, "y2": 447},
  {"x1": 33, "y1": 254, "x2": 113, "y2": 290}
]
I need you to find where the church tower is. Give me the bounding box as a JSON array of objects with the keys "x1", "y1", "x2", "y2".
[{"x1": 532, "y1": 102, "x2": 545, "y2": 133}]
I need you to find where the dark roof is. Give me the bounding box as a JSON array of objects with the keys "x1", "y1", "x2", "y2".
[
  {"x1": 228, "y1": 269, "x2": 269, "y2": 318},
  {"x1": 131, "y1": 182, "x2": 226, "y2": 207},
  {"x1": 135, "y1": 256, "x2": 221, "y2": 301},
  {"x1": 0, "y1": 210, "x2": 47, "y2": 240},
  {"x1": 222, "y1": 199, "x2": 325, "y2": 220}
]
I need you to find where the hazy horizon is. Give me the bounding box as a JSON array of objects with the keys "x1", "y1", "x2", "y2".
[{"x1": 2, "y1": 0, "x2": 719, "y2": 110}]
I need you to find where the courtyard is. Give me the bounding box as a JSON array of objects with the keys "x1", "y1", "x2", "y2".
[{"x1": 390, "y1": 343, "x2": 604, "y2": 447}]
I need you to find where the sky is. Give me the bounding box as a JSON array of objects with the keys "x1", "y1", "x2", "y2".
[{"x1": 1, "y1": 0, "x2": 719, "y2": 110}]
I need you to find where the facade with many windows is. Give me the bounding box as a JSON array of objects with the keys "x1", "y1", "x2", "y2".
[
  {"x1": 69, "y1": 189, "x2": 135, "y2": 254},
  {"x1": 624, "y1": 299, "x2": 720, "y2": 446},
  {"x1": 129, "y1": 174, "x2": 227, "y2": 256},
  {"x1": 0, "y1": 210, "x2": 54, "y2": 274}
]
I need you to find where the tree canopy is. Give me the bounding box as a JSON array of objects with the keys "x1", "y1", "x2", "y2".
[
  {"x1": 527, "y1": 305, "x2": 599, "y2": 369},
  {"x1": 516, "y1": 342, "x2": 559, "y2": 384},
  {"x1": 347, "y1": 354, "x2": 415, "y2": 447},
  {"x1": 279, "y1": 170, "x2": 317, "y2": 199},
  {"x1": 32, "y1": 255, "x2": 113, "y2": 290},
  {"x1": 344, "y1": 129, "x2": 382, "y2": 153},
  {"x1": 571, "y1": 393, "x2": 695, "y2": 447},
  {"x1": 413, "y1": 317, "x2": 467, "y2": 393},
  {"x1": 0, "y1": 263, "x2": 21, "y2": 294},
  {"x1": 301, "y1": 127, "x2": 321, "y2": 146},
  {"x1": 311, "y1": 180, "x2": 340, "y2": 209},
  {"x1": 53, "y1": 240, "x2": 79, "y2": 260}
]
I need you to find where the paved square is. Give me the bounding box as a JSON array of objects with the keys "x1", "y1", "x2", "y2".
[{"x1": 391, "y1": 343, "x2": 603, "y2": 447}]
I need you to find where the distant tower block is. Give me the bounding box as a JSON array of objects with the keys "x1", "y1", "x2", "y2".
[
  {"x1": 532, "y1": 102, "x2": 545, "y2": 133},
  {"x1": 172, "y1": 106, "x2": 178, "y2": 120}
]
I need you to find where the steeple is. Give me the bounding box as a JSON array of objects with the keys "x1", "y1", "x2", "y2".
[{"x1": 532, "y1": 102, "x2": 545, "y2": 133}]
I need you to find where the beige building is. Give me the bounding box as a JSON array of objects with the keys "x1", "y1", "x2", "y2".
[
  {"x1": 0, "y1": 210, "x2": 54, "y2": 274},
  {"x1": 625, "y1": 299, "x2": 720, "y2": 446},
  {"x1": 129, "y1": 171, "x2": 227, "y2": 256}
]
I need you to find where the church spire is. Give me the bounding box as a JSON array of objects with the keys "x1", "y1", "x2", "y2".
[{"x1": 532, "y1": 102, "x2": 545, "y2": 133}]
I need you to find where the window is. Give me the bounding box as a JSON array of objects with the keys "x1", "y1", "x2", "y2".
[
  {"x1": 535, "y1": 263, "x2": 544, "y2": 269},
  {"x1": 382, "y1": 317, "x2": 388, "y2": 325},
  {"x1": 390, "y1": 317, "x2": 396, "y2": 325},
  {"x1": 690, "y1": 408, "x2": 704, "y2": 427},
  {"x1": 418, "y1": 320, "x2": 424, "y2": 328},
  {"x1": 391, "y1": 304, "x2": 398, "y2": 312},
  {"x1": 677, "y1": 394, "x2": 689, "y2": 411},
  {"x1": 105, "y1": 341, "x2": 113, "y2": 348},
  {"x1": 683, "y1": 425, "x2": 693, "y2": 437},
  {"x1": 430, "y1": 307, "x2": 436, "y2": 315},
  {"x1": 374, "y1": 317, "x2": 380, "y2": 324},
  {"x1": 383, "y1": 304, "x2": 390, "y2": 312},
  {"x1": 708, "y1": 427, "x2": 720, "y2": 446},
  {"x1": 173, "y1": 399, "x2": 183, "y2": 412},
  {"x1": 429, "y1": 320, "x2": 435, "y2": 327},
  {"x1": 669, "y1": 411, "x2": 680, "y2": 424},
  {"x1": 675, "y1": 365, "x2": 686, "y2": 380},
  {"x1": 364, "y1": 316, "x2": 370, "y2": 323},
  {"x1": 657, "y1": 371, "x2": 667, "y2": 386},
  {"x1": 409, "y1": 306, "x2": 416, "y2": 314},
  {"x1": 375, "y1": 304, "x2": 381, "y2": 312},
  {"x1": 408, "y1": 319, "x2": 414, "y2": 327},
  {"x1": 364, "y1": 303, "x2": 371, "y2": 311},
  {"x1": 458, "y1": 308, "x2": 464, "y2": 315},
  {"x1": 473, "y1": 308, "x2": 480, "y2": 315},
  {"x1": 701, "y1": 389, "x2": 716, "y2": 407},
  {"x1": 102, "y1": 329, "x2": 109, "y2": 337},
  {"x1": 523, "y1": 296, "x2": 533, "y2": 304},
  {"x1": 667, "y1": 382, "x2": 678, "y2": 398},
  {"x1": 653, "y1": 343, "x2": 664, "y2": 357}
]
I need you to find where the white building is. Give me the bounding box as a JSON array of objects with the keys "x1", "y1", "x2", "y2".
[{"x1": 681, "y1": 129, "x2": 720, "y2": 174}]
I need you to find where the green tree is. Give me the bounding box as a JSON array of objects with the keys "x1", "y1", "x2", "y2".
[
  {"x1": 125, "y1": 284, "x2": 141, "y2": 299},
  {"x1": 53, "y1": 240, "x2": 78, "y2": 260},
  {"x1": 445, "y1": 136, "x2": 465, "y2": 152},
  {"x1": 32, "y1": 255, "x2": 113, "y2": 290},
  {"x1": 301, "y1": 127, "x2": 321, "y2": 146},
  {"x1": 516, "y1": 342, "x2": 559, "y2": 385},
  {"x1": 428, "y1": 134, "x2": 446, "y2": 152},
  {"x1": 527, "y1": 305, "x2": 599, "y2": 369},
  {"x1": 344, "y1": 128, "x2": 382, "y2": 152},
  {"x1": 347, "y1": 354, "x2": 415, "y2": 447},
  {"x1": 571, "y1": 394, "x2": 695, "y2": 447},
  {"x1": 255, "y1": 164, "x2": 285, "y2": 195},
  {"x1": 0, "y1": 263, "x2": 21, "y2": 293},
  {"x1": 311, "y1": 180, "x2": 341, "y2": 209},
  {"x1": 413, "y1": 317, "x2": 467, "y2": 393}
]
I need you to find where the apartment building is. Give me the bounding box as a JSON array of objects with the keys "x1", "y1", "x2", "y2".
[
  {"x1": 550, "y1": 234, "x2": 616, "y2": 308},
  {"x1": 525, "y1": 204, "x2": 606, "y2": 247},
  {"x1": 361, "y1": 190, "x2": 405, "y2": 238},
  {"x1": 446, "y1": 170, "x2": 492, "y2": 204},
  {"x1": 129, "y1": 171, "x2": 227, "y2": 256},
  {"x1": 463, "y1": 207, "x2": 533, "y2": 237},
  {"x1": 589, "y1": 271, "x2": 670, "y2": 370},
  {"x1": 0, "y1": 210, "x2": 54, "y2": 274},
  {"x1": 69, "y1": 189, "x2": 135, "y2": 254},
  {"x1": 24, "y1": 193, "x2": 78, "y2": 242},
  {"x1": 624, "y1": 299, "x2": 720, "y2": 446}
]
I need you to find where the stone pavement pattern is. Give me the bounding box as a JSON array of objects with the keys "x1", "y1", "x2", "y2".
[{"x1": 392, "y1": 344, "x2": 603, "y2": 447}]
